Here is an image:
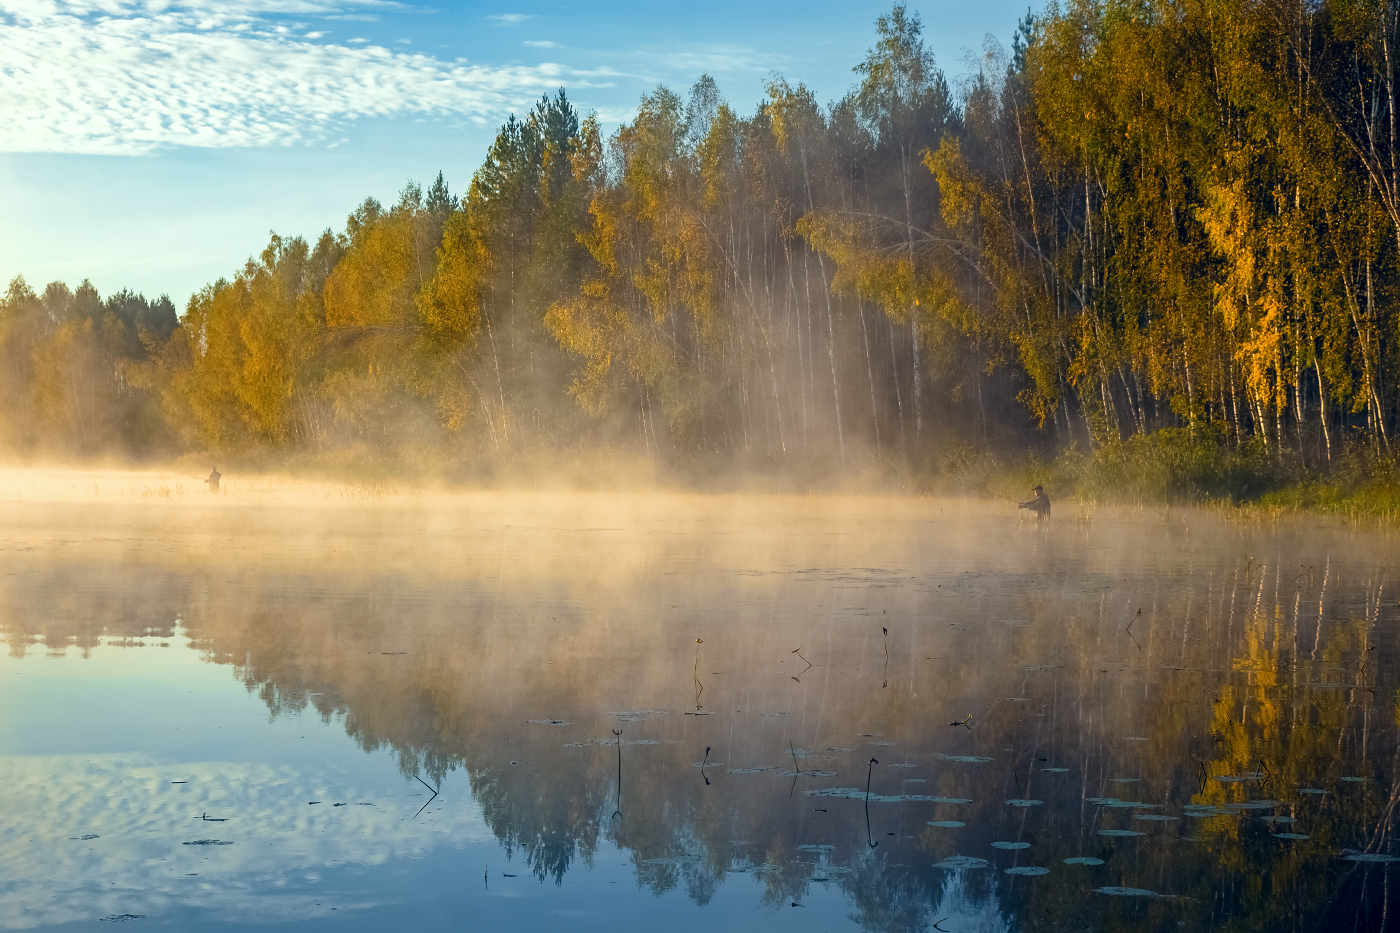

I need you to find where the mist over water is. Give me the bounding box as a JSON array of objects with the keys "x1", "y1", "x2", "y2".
[{"x1": 2, "y1": 469, "x2": 1398, "y2": 931}]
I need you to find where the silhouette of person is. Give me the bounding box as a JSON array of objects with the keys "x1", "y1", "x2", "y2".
[
  {"x1": 1019, "y1": 484, "x2": 1050, "y2": 520},
  {"x1": 206, "y1": 466, "x2": 221, "y2": 493}
]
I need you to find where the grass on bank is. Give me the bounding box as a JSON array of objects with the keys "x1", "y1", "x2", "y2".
[{"x1": 942, "y1": 427, "x2": 1400, "y2": 521}]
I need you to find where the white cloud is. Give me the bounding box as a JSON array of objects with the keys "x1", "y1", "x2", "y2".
[
  {"x1": 523, "y1": 39, "x2": 560, "y2": 48},
  {"x1": 0, "y1": 0, "x2": 609, "y2": 155},
  {"x1": 487, "y1": 12, "x2": 531, "y2": 24},
  {"x1": 0, "y1": 753, "x2": 493, "y2": 929}
]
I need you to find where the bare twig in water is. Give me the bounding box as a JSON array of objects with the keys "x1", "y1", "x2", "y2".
[
  {"x1": 1125, "y1": 608, "x2": 1140, "y2": 632},
  {"x1": 612, "y1": 729, "x2": 623, "y2": 820},
  {"x1": 882, "y1": 627, "x2": 889, "y2": 688},
  {"x1": 933, "y1": 920, "x2": 951, "y2": 932},
  {"x1": 865, "y1": 758, "x2": 880, "y2": 849},
  {"x1": 791, "y1": 647, "x2": 812, "y2": 681},
  {"x1": 693, "y1": 639, "x2": 704, "y2": 709},
  {"x1": 412, "y1": 775, "x2": 440, "y2": 819},
  {"x1": 948, "y1": 715, "x2": 973, "y2": 729},
  {"x1": 701, "y1": 746, "x2": 711, "y2": 787}
]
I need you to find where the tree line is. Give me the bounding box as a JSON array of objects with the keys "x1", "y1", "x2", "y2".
[{"x1": 3, "y1": 1, "x2": 1397, "y2": 481}]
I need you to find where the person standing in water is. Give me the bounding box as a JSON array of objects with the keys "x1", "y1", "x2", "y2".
[
  {"x1": 206, "y1": 466, "x2": 221, "y2": 493},
  {"x1": 1019, "y1": 484, "x2": 1050, "y2": 520}
]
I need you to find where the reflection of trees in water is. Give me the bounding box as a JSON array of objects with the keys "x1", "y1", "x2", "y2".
[{"x1": 3, "y1": 537, "x2": 1399, "y2": 931}]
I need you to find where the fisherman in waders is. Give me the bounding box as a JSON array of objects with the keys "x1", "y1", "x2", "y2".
[
  {"x1": 1019, "y1": 484, "x2": 1050, "y2": 520},
  {"x1": 206, "y1": 466, "x2": 221, "y2": 493}
]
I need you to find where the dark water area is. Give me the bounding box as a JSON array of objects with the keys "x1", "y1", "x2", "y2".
[{"x1": 2, "y1": 477, "x2": 1398, "y2": 931}]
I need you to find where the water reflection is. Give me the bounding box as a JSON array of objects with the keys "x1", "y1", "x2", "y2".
[{"x1": 1, "y1": 489, "x2": 1397, "y2": 930}]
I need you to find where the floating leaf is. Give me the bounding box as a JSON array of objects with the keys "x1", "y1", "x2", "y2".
[
  {"x1": 1344, "y1": 853, "x2": 1400, "y2": 862},
  {"x1": 1297, "y1": 788, "x2": 1330, "y2": 795},
  {"x1": 939, "y1": 755, "x2": 992, "y2": 763},
  {"x1": 1260, "y1": 816, "x2": 1296, "y2": 824},
  {"x1": 1274, "y1": 833, "x2": 1309, "y2": 840},
  {"x1": 992, "y1": 841, "x2": 1030, "y2": 849},
  {"x1": 805, "y1": 788, "x2": 969, "y2": 803},
  {"x1": 1094, "y1": 886, "x2": 1158, "y2": 896},
  {"x1": 1097, "y1": 830, "x2": 1146, "y2": 837},
  {"x1": 797, "y1": 844, "x2": 835, "y2": 853},
  {"x1": 1134, "y1": 815, "x2": 1179, "y2": 821},
  {"x1": 1006, "y1": 799, "x2": 1043, "y2": 807},
  {"x1": 936, "y1": 856, "x2": 989, "y2": 869},
  {"x1": 1041, "y1": 767, "x2": 1070, "y2": 773},
  {"x1": 1005, "y1": 866, "x2": 1049, "y2": 876},
  {"x1": 1339, "y1": 777, "x2": 1368, "y2": 783},
  {"x1": 1063, "y1": 857, "x2": 1105, "y2": 866},
  {"x1": 927, "y1": 820, "x2": 965, "y2": 828}
]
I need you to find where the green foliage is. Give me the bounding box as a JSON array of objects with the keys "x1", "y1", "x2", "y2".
[{"x1": 8, "y1": 3, "x2": 1400, "y2": 491}]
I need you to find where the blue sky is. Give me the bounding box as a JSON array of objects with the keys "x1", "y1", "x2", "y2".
[{"x1": 0, "y1": 0, "x2": 1037, "y2": 306}]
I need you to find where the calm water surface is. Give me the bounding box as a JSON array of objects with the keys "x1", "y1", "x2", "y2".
[{"x1": 2, "y1": 473, "x2": 1399, "y2": 931}]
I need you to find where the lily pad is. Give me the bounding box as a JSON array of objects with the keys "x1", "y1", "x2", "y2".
[
  {"x1": 1005, "y1": 866, "x2": 1049, "y2": 876},
  {"x1": 936, "y1": 856, "x2": 989, "y2": 869},
  {"x1": 1260, "y1": 816, "x2": 1296, "y2": 823},
  {"x1": 1110, "y1": 778, "x2": 1141, "y2": 783},
  {"x1": 1095, "y1": 886, "x2": 1158, "y2": 896},
  {"x1": 1297, "y1": 788, "x2": 1330, "y2": 795},
  {"x1": 797, "y1": 844, "x2": 835, "y2": 853},
  {"x1": 939, "y1": 755, "x2": 992, "y2": 763},
  {"x1": 927, "y1": 820, "x2": 965, "y2": 828},
  {"x1": 1133, "y1": 815, "x2": 1179, "y2": 821},
  {"x1": 1006, "y1": 799, "x2": 1043, "y2": 807},
  {"x1": 1041, "y1": 767, "x2": 1070, "y2": 773},
  {"x1": 1344, "y1": 853, "x2": 1400, "y2": 862},
  {"x1": 1182, "y1": 806, "x2": 1235, "y2": 817},
  {"x1": 1339, "y1": 777, "x2": 1368, "y2": 783},
  {"x1": 805, "y1": 788, "x2": 969, "y2": 803},
  {"x1": 991, "y1": 841, "x2": 1030, "y2": 850},
  {"x1": 1224, "y1": 801, "x2": 1279, "y2": 810},
  {"x1": 1097, "y1": 830, "x2": 1146, "y2": 837},
  {"x1": 1087, "y1": 798, "x2": 1160, "y2": 809},
  {"x1": 1274, "y1": 833, "x2": 1309, "y2": 840},
  {"x1": 1064, "y1": 857, "x2": 1105, "y2": 866}
]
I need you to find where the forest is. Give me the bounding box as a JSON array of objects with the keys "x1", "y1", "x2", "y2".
[{"x1": 3, "y1": 0, "x2": 1399, "y2": 500}]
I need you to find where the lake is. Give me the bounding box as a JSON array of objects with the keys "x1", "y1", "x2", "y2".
[{"x1": 1, "y1": 470, "x2": 1396, "y2": 931}]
